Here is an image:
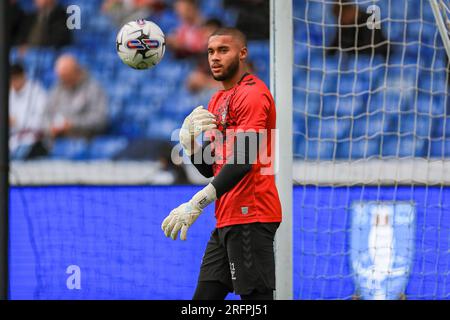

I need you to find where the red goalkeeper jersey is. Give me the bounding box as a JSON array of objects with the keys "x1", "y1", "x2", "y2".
[{"x1": 206, "y1": 73, "x2": 282, "y2": 228}]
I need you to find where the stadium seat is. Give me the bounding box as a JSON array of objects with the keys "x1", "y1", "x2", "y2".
[
  {"x1": 430, "y1": 139, "x2": 450, "y2": 158},
  {"x1": 87, "y1": 136, "x2": 129, "y2": 160},
  {"x1": 381, "y1": 134, "x2": 428, "y2": 157},
  {"x1": 352, "y1": 113, "x2": 397, "y2": 138},
  {"x1": 296, "y1": 139, "x2": 336, "y2": 160},
  {"x1": 50, "y1": 138, "x2": 89, "y2": 160},
  {"x1": 431, "y1": 118, "x2": 450, "y2": 139},
  {"x1": 336, "y1": 137, "x2": 381, "y2": 159}
]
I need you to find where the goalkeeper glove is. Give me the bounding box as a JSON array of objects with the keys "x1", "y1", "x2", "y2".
[
  {"x1": 161, "y1": 183, "x2": 217, "y2": 240},
  {"x1": 179, "y1": 105, "x2": 216, "y2": 156}
]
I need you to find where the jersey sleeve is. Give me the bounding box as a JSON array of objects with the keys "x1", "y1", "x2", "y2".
[{"x1": 233, "y1": 89, "x2": 270, "y2": 131}]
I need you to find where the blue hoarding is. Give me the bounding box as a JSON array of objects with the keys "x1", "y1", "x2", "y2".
[{"x1": 9, "y1": 186, "x2": 450, "y2": 299}]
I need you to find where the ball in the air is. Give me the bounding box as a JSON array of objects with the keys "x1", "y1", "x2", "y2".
[{"x1": 116, "y1": 19, "x2": 165, "y2": 70}]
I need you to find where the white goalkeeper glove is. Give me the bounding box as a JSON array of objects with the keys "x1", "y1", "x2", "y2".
[
  {"x1": 161, "y1": 183, "x2": 217, "y2": 240},
  {"x1": 179, "y1": 105, "x2": 217, "y2": 156}
]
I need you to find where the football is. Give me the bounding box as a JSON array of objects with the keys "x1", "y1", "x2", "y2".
[{"x1": 116, "y1": 19, "x2": 166, "y2": 70}]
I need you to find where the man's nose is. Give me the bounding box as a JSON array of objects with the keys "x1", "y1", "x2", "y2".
[{"x1": 210, "y1": 52, "x2": 220, "y2": 61}]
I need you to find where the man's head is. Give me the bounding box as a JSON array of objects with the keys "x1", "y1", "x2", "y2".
[
  {"x1": 34, "y1": 0, "x2": 56, "y2": 11},
  {"x1": 207, "y1": 28, "x2": 248, "y2": 82},
  {"x1": 174, "y1": 0, "x2": 200, "y2": 24},
  {"x1": 333, "y1": 1, "x2": 358, "y2": 25},
  {"x1": 10, "y1": 63, "x2": 26, "y2": 92},
  {"x1": 55, "y1": 54, "x2": 84, "y2": 89},
  {"x1": 202, "y1": 18, "x2": 223, "y2": 38}
]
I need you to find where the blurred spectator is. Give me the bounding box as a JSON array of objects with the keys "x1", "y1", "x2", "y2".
[
  {"x1": 9, "y1": 63, "x2": 49, "y2": 160},
  {"x1": 327, "y1": 0, "x2": 389, "y2": 58},
  {"x1": 9, "y1": 0, "x2": 27, "y2": 47},
  {"x1": 224, "y1": 0, "x2": 269, "y2": 40},
  {"x1": 186, "y1": 18, "x2": 223, "y2": 94},
  {"x1": 16, "y1": 0, "x2": 72, "y2": 49},
  {"x1": 166, "y1": 0, "x2": 207, "y2": 59},
  {"x1": 44, "y1": 55, "x2": 107, "y2": 140},
  {"x1": 102, "y1": 0, "x2": 166, "y2": 27}
]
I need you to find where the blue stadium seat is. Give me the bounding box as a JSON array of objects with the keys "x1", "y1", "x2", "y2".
[
  {"x1": 294, "y1": 44, "x2": 308, "y2": 66},
  {"x1": 336, "y1": 137, "x2": 381, "y2": 159},
  {"x1": 365, "y1": 93, "x2": 384, "y2": 114},
  {"x1": 338, "y1": 73, "x2": 358, "y2": 95},
  {"x1": 87, "y1": 136, "x2": 128, "y2": 160},
  {"x1": 293, "y1": 112, "x2": 307, "y2": 137},
  {"x1": 322, "y1": 72, "x2": 339, "y2": 94},
  {"x1": 248, "y1": 41, "x2": 269, "y2": 59},
  {"x1": 431, "y1": 118, "x2": 450, "y2": 139},
  {"x1": 430, "y1": 139, "x2": 450, "y2": 158},
  {"x1": 416, "y1": 94, "x2": 447, "y2": 116},
  {"x1": 385, "y1": 21, "x2": 405, "y2": 42},
  {"x1": 381, "y1": 135, "x2": 428, "y2": 157},
  {"x1": 337, "y1": 96, "x2": 364, "y2": 117},
  {"x1": 296, "y1": 139, "x2": 336, "y2": 160},
  {"x1": 306, "y1": 117, "x2": 352, "y2": 141},
  {"x1": 397, "y1": 114, "x2": 432, "y2": 137},
  {"x1": 295, "y1": 92, "x2": 321, "y2": 116},
  {"x1": 50, "y1": 138, "x2": 89, "y2": 160},
  {"x1": 146, "y1": 116, "x2": 180, "y2": 140},
  {"x1": 306, "y1": 70, "x2": 324, "y2": 92},
  {"x1": 200, "y1": 0, "x2": 223, "y2": 17},
  {"x1": 153, "y1": 9, "x2": 179, "y2": 34},
  {"x1": 352, "y1": 113, "x2": 397, "y2": 138},
  {"x1": 293, "y1": 69, "x2": 308, "y2": 90},
  {"x1": 321, "y1": 95, "x2": 338, "y2": 116}
]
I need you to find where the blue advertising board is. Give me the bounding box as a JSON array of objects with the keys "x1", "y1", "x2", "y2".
[{"x1": 9, "y1": 186, "x2": 450, "y2": 299}]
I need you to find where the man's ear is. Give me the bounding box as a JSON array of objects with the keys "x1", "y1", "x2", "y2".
[{"x1": 240, "y1": 47, "x2": 248, "y2": 61}]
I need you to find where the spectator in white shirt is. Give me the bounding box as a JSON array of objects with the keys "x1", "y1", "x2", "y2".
[{"x1": 9, "y1": 63, "x2": 49, "y2": 160}]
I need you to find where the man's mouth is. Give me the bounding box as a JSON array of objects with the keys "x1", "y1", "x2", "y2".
[{"x1": 212, "y1": 65, "x2": 222, "y2": 72}]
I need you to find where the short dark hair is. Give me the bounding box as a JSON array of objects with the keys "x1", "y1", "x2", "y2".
[
  {"x1": 209, "y1": 27, "x2": 247, "y2": 47},
  {"x1": 176, "y1": 0, "x2": 198, "y2": 7},
  {"x1": 10, "y1": 63, "x2": 25, "y2": 77}
]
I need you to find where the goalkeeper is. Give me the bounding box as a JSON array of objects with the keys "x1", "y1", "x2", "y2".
[{"x1": 161, "y1": 28, "x2": 282, "y2": 300}]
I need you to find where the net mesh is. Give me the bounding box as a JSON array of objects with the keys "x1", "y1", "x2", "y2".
[{"x1": 293, "y1": 0, "x2": 450, "y2": 299}]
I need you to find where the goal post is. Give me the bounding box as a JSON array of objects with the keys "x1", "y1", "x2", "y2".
[
  {"x1": 430, "y1": 0, "x2": 450, "y2": 60},
  {"x1": 0, "y1": 0, "x2": 9, "y2": 301},
  {"x1": 271, "y1": 0, "x2": 294, "y2": 300}
]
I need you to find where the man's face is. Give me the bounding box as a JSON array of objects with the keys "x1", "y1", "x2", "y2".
[
  {"x1": 10, "y1": 74, "x2": 26, "y2": 92},
  {"x1": 207, "y1": 35, "x2": 246, "y2": 82},
  {"x1": 334, "y1": 5, "x2": 358, "y2": 25},
  {"x1": 55, "y1": 58, "x2": 80, "y2": 88},
  {"x1": 34, "y1": 0, "x2": 54, "y2": 10}
]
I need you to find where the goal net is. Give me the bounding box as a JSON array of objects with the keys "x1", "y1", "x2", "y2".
[{"x1": 292, "y1": 0, "x2": 450, "y2": 299}]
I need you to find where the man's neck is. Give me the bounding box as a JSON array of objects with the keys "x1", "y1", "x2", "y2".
[{"x1": 221, "y1": 69, "x2": 248, "y2": 90}]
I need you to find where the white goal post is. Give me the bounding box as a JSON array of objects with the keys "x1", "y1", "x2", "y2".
[
  {"x1": 430, "y1": 0, "x2": 450, "y2": 60},
  {"x1": 271, "y1": 0, "x2": 294, "y2": 300}
]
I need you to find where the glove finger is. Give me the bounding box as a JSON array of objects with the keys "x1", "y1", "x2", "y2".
[
  {"x1": 180, "y1": 224, "x2": 189, "y2": 241},
  {"x1": 190, "y1": 106, "x2": 205, "y2": 117},
  {"x1": 164, "y1": 216, "x2": 177, "y2": 237},
  {"x1": 161, "y1": 214, "x2": 174, "y2": 232},
  {"x1": 192, "y1": 107, "x2": 214, "y2": 117},
  {"x1": 171, "y1": 222, "x2": 183, "y2": 240},
  {"x1": 192, "y1": 113, "x2": 216, "y2": 123},
  {"x1": 161, "y1": 216, "x2": 169, "y2": 231},
  {"x1": 197, "y1": 121, "x2": 217, "y2": 131},
  {"x1": 201, "y1": 124, "x2": 217, "y2": 131}
]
